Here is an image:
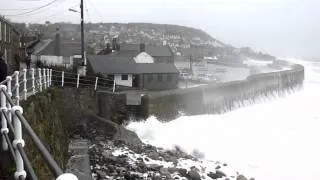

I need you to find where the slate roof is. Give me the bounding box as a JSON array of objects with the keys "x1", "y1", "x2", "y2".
[
  {"x1": 88, "y1": 55, "x2": 179, "y2": 74},
  {"x1": 38, "y1": 40, "x2": 81, "y2": 57},
  {"x1": 119, "y1": 44, "x2": 173, "y2": 57}
]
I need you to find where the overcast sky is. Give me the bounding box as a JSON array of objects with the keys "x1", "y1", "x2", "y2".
[{"x1": 1, "y1": 0, "x2": 319, "y2": 59}]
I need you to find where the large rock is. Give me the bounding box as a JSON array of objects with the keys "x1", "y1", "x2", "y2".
[
  {"x1": 147, "y1": 164, "x2": 163, "y2": 171},
  {"x1": 87, "y1": 114, "x2": 142, "y2": 146},
  {"x1": 237, "y1": 174, "x2": 248, "y2": 180},
  {"x1": 208, "y1": 170, "x2": 226, "y2": 179},
  {"x1": 187, "y1": 168, "x2": 201, "y2": 180}
]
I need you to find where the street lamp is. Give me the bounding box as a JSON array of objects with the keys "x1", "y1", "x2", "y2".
[
  {"x1": 69, "y1": 0, "x2": 86, "y2": 76},
  {"x1": 68, "y1": 8, "x2": 79, "y2": 13}
]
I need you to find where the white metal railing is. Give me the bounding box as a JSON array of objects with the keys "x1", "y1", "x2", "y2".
[
  {"x1": 0, "y1": 68, "x2": 117, "y2": 180},
  {"x1": 0, "y1": 68, "x2": 116, "y2": 103},
  {"x1": 0, "y1": 83, "x2": 77, "y2": 180},
  {"x1": 50, "y1": 70, "x2": 116, "y2": 93}
]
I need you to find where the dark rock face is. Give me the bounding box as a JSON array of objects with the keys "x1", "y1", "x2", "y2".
[
  {"x1": 237, "y1": 174, "x2": 248, "y2": 180},
  {"x1": 187, "y1": 168, "x2": 201, "y2": 180},
  {"x1": 88, "y1": 139, "x2": 212, "y2": 180},
  {"x1": 208, "y1": 170, "x2": 227, "y2": 179},
  {"x1": 178, "y1": 168, "x2": 187, "y2": 177},
  {"x1": 86, "y1": 114, "x2": 142, "y2": 147}
]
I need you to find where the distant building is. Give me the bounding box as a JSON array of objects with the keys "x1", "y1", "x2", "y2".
[
  {"x1": 34, "y1": 29, "x2": 82, "y2": 69},
  {"x1": 0, "y1": 16, "x2": 21, "y2": 73},
  {"x1": 87, "y1": 52, "x2": 179, "y2": 90},
  {"x1": 99, "y1": 43, "x2": 174, "y2": 64}
]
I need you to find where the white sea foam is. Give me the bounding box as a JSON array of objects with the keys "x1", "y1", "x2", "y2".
[{"x1": 127, "y1": 59, "x2": 320, "y2": 180}]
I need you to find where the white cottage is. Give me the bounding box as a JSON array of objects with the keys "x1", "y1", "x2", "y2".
[
  {"x1": 33, "y1": 32, "x2": 82, "y2": 69},
  {"x1": 87, "y1": 52, "x2": 179, "y2": 90}
]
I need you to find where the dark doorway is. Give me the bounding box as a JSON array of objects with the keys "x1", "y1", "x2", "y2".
[{"x1": 132, "y1": 74, "x2": 140, "y2": 88}]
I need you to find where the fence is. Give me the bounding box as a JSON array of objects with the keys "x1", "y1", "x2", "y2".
[{"x1": 0, "y1": 68, "x2": 116, "y2": 180}]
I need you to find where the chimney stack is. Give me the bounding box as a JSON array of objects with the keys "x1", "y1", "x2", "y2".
[
  {"x1": 54, "y1": 27, "x2": 61, "y2": 56},
  {"x1": 112, "y1": 37, "x2": 119, "y2": 51},
  {"x1": 140, "y1": 43, "x2": 145, "y2": 52}
]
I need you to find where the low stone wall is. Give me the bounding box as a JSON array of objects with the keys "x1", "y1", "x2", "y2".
[
  {"x1": 144, "y1": 64, "x2": 304, "y2": 120},
  {"x1": 97, "y1": 92, "x2": 127, "y2": 124},
  {"x1": 97, "y1": 92, "x2": 148, "y2": 123}
]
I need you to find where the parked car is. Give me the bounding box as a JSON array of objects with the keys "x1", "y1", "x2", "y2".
[
  {"x1": 179, "y1": 72, "x2": 192, "y2": 80},
  {"x1": 191, "y1": 75, "x2": 200, "y2": 82},
  {"x1": 198, "y1": 74, "x2": 219, "y2": 83}
]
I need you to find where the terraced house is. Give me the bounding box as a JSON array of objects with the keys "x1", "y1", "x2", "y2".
[{"x1": 0, "y1": 16, "x2": 21, "y2": 73}]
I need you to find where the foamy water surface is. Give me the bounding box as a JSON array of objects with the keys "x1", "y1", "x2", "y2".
[{"x1": 127, "y1": 59, "x2": 320, "y2": 180}]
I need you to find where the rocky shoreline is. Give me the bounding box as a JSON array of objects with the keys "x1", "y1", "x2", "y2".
[
  {"x1": 89, "y1": 139, "x2": 251, "y2": 180},
  {"x1": 70, "y1": 114, "x2": 253, "y2": 180}
]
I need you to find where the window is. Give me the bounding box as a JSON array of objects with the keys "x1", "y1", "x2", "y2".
[
  {"x1": 148, "y1": 74, "x2": 153, "y2": 82},
  {"x1": 4, "y1": 23, "x2": 6, "y2": 42},
  {"x1": 8, "y1": 28, "x2": 10, "y2": 43},
  {"x1": 167, "y1": 74, "x2": 172, "y2": 81},
  {"x1": 121, "y1": 74, "x2": 128, "y2": 80},
  {"x1": 157, "y1": 74, "x2": 163, "y2": 81},
  {"x1": 161, "y1": 74, "x2": 166, "y2": 81},
  {"x1": 4, "y1": 49, "x2": 7, "y2": 63}
]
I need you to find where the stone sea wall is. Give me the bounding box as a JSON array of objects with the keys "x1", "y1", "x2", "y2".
[
  {"x1": 144, "y1": 64, "x2": 304, "y2": 120},
  {"x1": 20, "y1": 87, "x2": 98, "y2": 179}
]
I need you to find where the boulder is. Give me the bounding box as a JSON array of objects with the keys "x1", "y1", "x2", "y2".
[
  {"x1": 147, "y1": 164, "x2": 163, "y2": 171},
  {"x1": 160, "y1": 168, "x2": 170, "y2": 176},
  {"x1": 237, "y1": 174, "x2": 248, "y2": 180},
  {"x1": 207, "y1": 170, "x2": 226, "y2": 179},
  {"x1": 216, "y1": 170, "x2": 226, "y2": 177},
  {"x1": 148, "y1": 151, "x2": 160, "y2": 160},
  {"x1": 178, "y1": 168, "x2": 187, "y2": 177},
  {"x1": 95, "y1": 169, "x2": 107, "y2": 178},
  {"x1": 168, "y1": 167, "x2": 178, "y2": 173},
  {"x1": 187, "y1": 168, "x2": 201, "y2": 180}
]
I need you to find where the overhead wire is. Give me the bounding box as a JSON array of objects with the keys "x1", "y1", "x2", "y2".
[
  {"x1": 30, "y1": 0, "x2": 79, "y2": 22},
  {"x1": 84, "y1": 0, "x2": 91, "y2": 23},
  {"x1": 3, "y1": 0, "x2": 60, "y2": 17},
  {"x1": 86, "y1": 0, "x2": 103, "y2": 22}
]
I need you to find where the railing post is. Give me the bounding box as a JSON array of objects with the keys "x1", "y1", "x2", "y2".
[
  {"x1": 112, "y1": 80, "x2": 116, "y2": 93},
  {"x1": 43, "y1": 68, "x2": 47, "y2": 89},
  {"x1": 47, "y1": 69, "x2": 50, "y2": 87},
  {"x1": 14, "y1": 71, "x2": 20, "y2": 106},
  {"x1": 61, "y1": 71, "x2": 64, "y2": 87},
  {"x1": 38, "y1": 68, "x2": 42, "y2": 92},
  {"x1": 56, "y1": 173, "x2": 78, "y2": 180},
  {"x1": 76, "y1": 73, "x2": 80, "y2": 88},
  {"x1": 6, "y1": 76, "x2": 12, "y2": 125},
  {"x1": 49, "y1": 69, "x2": 52, "y2": 87},
  {"x1": 31, "y1": 68, "x2": 35, "y2": 95},
  {"x1": 23, "y1": 69, "x2": 27, "y2": 101},
  {"x1": 0, "y1": 85, "x2": 8, "y2": 151},
  {"x1": 11, "y1": 106, "x2": 26, "y2": 180},
  {"x1": 94, "y1": 77, "x2": 98, "y2": 90}
]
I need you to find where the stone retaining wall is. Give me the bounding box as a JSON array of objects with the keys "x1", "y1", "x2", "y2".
[{"x1": 144, "y1": 64, "x2": 304, "y2": 120}]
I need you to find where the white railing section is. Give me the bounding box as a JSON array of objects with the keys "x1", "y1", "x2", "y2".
[
  {"x1": 1, "y1": 85, "x2": 8, "y2": 151},
  {"x1": 15, "y1": 71, "x2": 20, "y2": 106},
  {"x1": 43, "y1": 68, "x2": 47, "y2": 90},
  {"x1": 0, "y1": 68, "x2": 117, "y2": 180},
  {"x1": 61, "y1": 71, "x2": 64, "y2": 87}
]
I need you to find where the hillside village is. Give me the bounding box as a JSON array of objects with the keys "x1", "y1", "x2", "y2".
[
  {"x1": 2, "y1": 18, "x2": 281, "y2": 92},
  {"x1": 24, "y1": 22, "x2": 275, "y2": 61}
]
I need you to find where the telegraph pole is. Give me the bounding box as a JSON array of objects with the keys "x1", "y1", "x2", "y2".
[
  {"x1": 80, "y1": 0, "x2": 85, "y2": 66},
  {"x1": 189, "y1": 55, "x2": 193, "y2": 74}
]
